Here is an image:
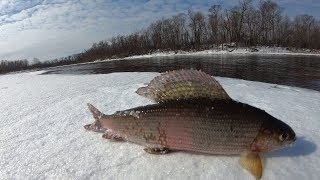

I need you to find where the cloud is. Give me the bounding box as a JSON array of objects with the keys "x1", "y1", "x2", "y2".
[
  {"x1": 0, "y1": 0, "x2": 319, "y2": 61},
  {"x1": 0, "y1": 0, "x2": 176, "y2": 60}
]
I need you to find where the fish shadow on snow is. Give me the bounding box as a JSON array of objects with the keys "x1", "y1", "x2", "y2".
[{"x1": 267, "y1": 137, "x2": 316, "y2": 157}]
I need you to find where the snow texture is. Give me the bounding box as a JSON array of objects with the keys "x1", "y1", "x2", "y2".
[
  {"x1": 92, "y1": 46, "x2": 320, "y2": 62},
  {"x1": 124, "y1": 47, "x2": 320, "y2": 59},
  {"x1": 0, "y1": 71, "x2": 319, "y2": 179}
]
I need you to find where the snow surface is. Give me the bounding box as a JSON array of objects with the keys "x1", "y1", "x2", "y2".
[
  {"x1": 0, "y1": 71, "x2": 319, "y2": 179},
  {"x1": 92, "y1": 46, "x2": 320, "y2": 62}
]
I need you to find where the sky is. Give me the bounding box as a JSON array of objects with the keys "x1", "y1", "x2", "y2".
[{"x1": 0, "y1": 0, "x2": 320, "y2": 61}]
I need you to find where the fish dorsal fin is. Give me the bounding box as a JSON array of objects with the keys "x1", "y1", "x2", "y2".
[{"x1": 136, "y1": 69, "x2": 231, "y2": 102}]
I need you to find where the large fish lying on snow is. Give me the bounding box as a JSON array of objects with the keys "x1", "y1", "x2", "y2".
[{"x1": 84, "y1": 69, "x2": 296, "y2": 179}]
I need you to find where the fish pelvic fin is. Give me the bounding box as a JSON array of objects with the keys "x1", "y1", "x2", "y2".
[
  {"x1": 84, "y1": 103, "x2": 107, "y2": 133},
  {"x1": 136, "y1": 69, "x2": 231, "y2": 103},
  {"x1": 240, "y1": 151, "x2": 263, "y2": 180},
  {"x1": 102, "y1": 131, "x2": 125, "y2": 142},
  {"x1": 144, "y1": 147, "x2": 171, "y2": 155}
]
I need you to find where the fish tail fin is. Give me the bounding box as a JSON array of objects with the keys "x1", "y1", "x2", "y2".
[
  {"x1": 87, "y1": 103, "x2": 104, "y2": 121},
  {"x1": 84, "y1": 103, "x2": 107, "y2": 133}
]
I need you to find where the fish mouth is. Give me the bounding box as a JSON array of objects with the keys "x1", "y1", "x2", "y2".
[
  {"x1": 285, "y1": 136, "x2": 297, "y2": 148},
  {"x1": 289, "y1": 130, "x2": 297, "y2": 144},
  {"x1": 292, "y1": 136, "x2": 297, "y2": 142}
]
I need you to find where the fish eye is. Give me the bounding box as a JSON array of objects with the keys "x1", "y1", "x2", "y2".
[{"x1": 279, "y1": 133, "x2": 288, "y2": 141}]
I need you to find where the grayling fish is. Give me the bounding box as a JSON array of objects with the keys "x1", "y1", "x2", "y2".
[{"x1": 84, "y1": 69, "x2": 296, "y2": 179}]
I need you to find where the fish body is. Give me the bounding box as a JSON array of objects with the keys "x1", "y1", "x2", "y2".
[
  {"x1": 96, "y1": 99, "x2": 264, "y2": 154},
  {"x1": 84, "y1": 69, "x2": 296, "y2": 179}
]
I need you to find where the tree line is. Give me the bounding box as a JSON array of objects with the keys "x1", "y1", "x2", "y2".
[{"x1": 1, "y1": 0, "x2": 320, "y2": 74}]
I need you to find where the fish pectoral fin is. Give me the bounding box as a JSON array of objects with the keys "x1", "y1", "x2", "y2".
[
  {"x1": 144, "y1": 147, "x2": 170, "y2": 155},
  {"x1": 102, "y1": 132, "x2": 125, "y2": 142},
  {"x1": 240, "y1": 151, "x2": 263, "y2": 180}
]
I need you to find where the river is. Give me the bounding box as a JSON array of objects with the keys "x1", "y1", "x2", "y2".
[{"x1": 43, "y1": 54, "x2": 320, "y2": 91}]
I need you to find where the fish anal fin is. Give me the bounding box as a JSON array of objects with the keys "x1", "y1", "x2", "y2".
[
  {"x1": 240, "y1": 151, "x2": 263, "y2": 179},
  {"x1": 144, "y1": 147, "x2": 171, "y2": 155},
  {"x1": 102, "y1": 132, "x2": 125, "y2": 142},
  {"x1": 136, "y1": 69, "x2": 231, "y2": 102}
]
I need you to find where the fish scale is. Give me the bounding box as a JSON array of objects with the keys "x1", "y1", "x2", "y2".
[{"x1": 106, "y1": 99, "x2": 263, "y2": 154}]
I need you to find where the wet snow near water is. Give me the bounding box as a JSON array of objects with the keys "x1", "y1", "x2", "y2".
[{"x1": 0, "y1": 71, "x2": 319, "y2": 179}]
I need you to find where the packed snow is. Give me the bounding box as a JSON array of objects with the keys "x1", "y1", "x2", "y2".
[
  {"x1": 0, "y1": 71, "x2": 319, "y2": 179},
  {"x1": 92, "y1": 46, "x2": 320, "y2": 62}
]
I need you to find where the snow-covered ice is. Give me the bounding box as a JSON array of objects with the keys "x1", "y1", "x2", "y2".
[
  {"x1": 0, "y1": 71, "x2": 319, "y2": 179},
  {"x1": 117, "y1": 46, "x2": 320, "y2": 61}
]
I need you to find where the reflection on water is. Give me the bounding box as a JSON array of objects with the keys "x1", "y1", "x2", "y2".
[{"x1": 43, "y1": 54, "x2": 320, "y2": 91}]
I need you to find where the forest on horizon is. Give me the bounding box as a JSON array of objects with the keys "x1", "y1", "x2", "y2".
[{"x1": 1, "y1": 0, "x2": 320, "y2": 74}]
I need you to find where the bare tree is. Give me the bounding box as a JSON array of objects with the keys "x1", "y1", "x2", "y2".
[
  {"x1": 259, "y1": 0, "x2": 282, "y2": 45},
  {"x1": 208, "y1": 5, "x2": 222, "y2": 44},
  {"x1": 278, "y1": 15, "x2": 292, "y2": 47},
  {"x1": 243, "y1": 4, "x2": 261, "y2": 45},
  {"x1": 171, "y1": 13, "x2": 189, "y2": 49},
  {"x1": 292, "y1": 15, "x2": 316, "y2": 48},
  {"x1": 188, "y1": 10, "x2": 207, "y2": 49}
]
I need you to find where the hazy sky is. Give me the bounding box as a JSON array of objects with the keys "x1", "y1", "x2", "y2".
[{"x1": 1, "y1": 0, "x2": 319, "y2": 61}]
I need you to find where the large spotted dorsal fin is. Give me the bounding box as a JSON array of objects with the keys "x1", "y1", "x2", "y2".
[{"x1": 136, "y1": 69, "x2": 231, "y2": 103}]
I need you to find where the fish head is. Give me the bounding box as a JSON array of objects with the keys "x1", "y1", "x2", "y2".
[{"x1": 251, "y1": 116, "x2": 296, "y2": 153}]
